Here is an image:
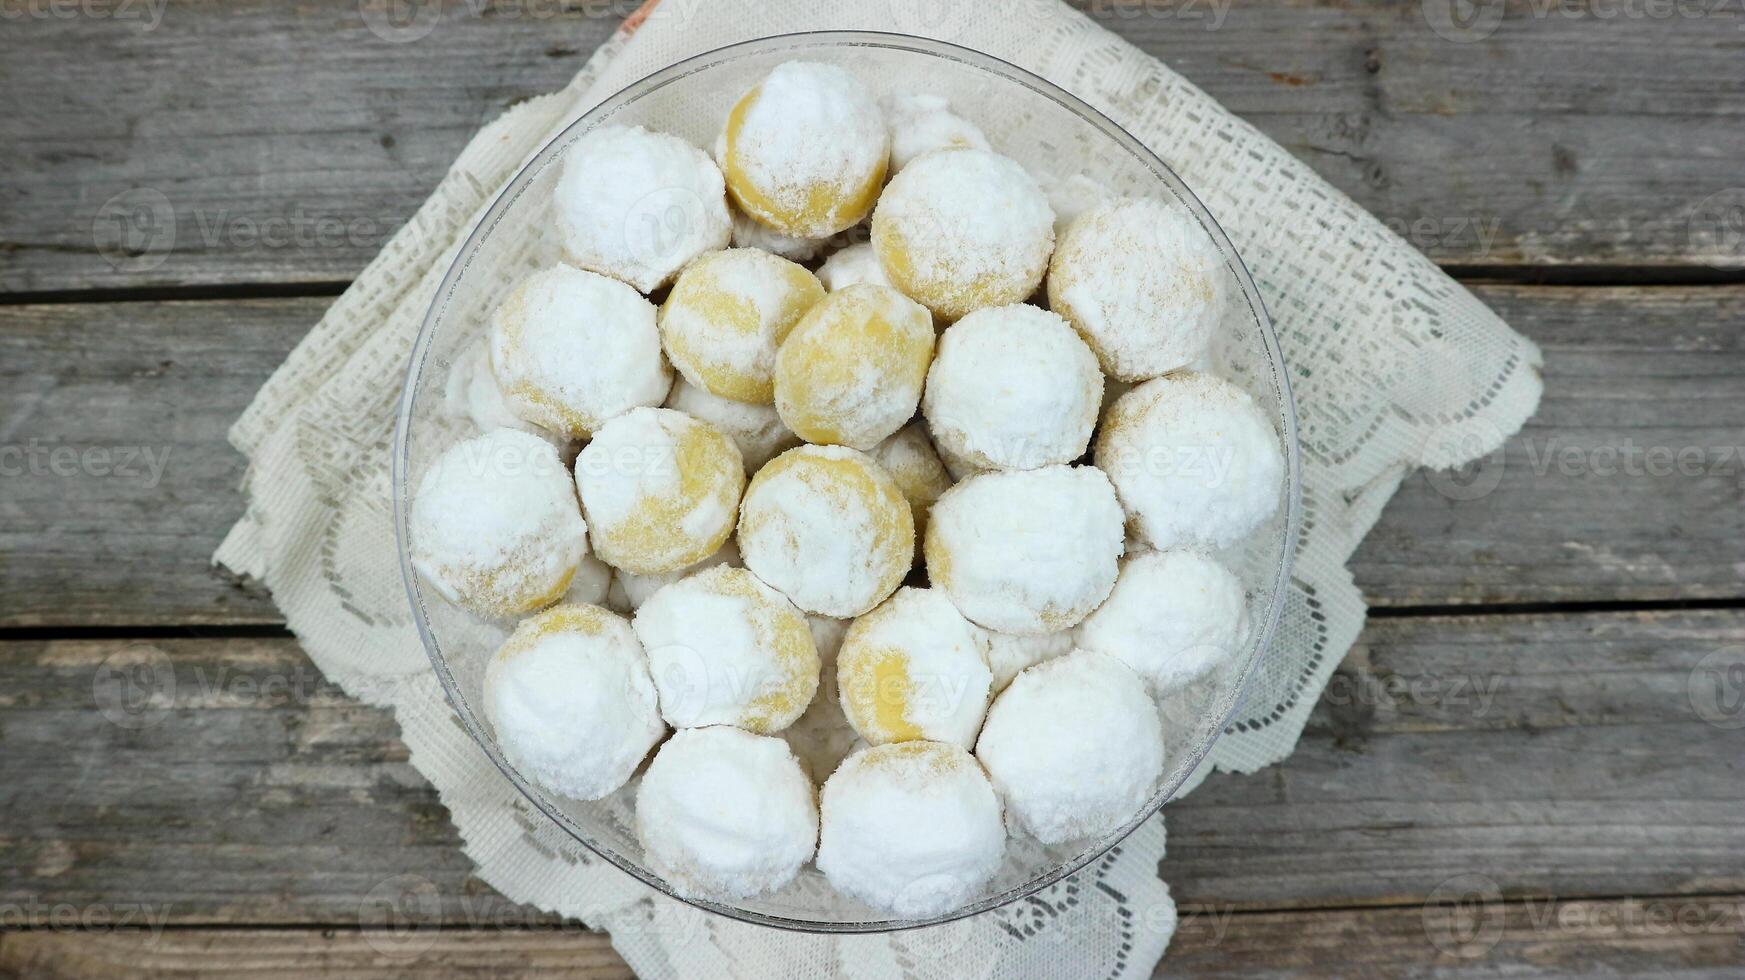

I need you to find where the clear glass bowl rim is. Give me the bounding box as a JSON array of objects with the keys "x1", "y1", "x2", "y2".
[{"x1": 393, "y1": 29, "x2": 1303, "y2": 935}]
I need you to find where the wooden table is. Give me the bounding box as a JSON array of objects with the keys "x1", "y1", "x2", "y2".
[{"x1": 3, "y1": 1, "x2": 1743, "y2": 975}]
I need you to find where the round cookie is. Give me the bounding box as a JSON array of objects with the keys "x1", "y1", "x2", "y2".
[
  {"x1": 718, "y1": 61, "x2": 888, "y2": 238},
  {"x1": 773, "y1": 283, "x2": 934, "y2": 450},
  {"x1": 1093, "y1": 372, "x2": 1284, "y2": 550},
  {"x1": 737, "y1": 445, "x2": 913, "y2": 618},
  {"x1": 574, "y1": 407, "x2": 745, "y2": 575},
  {"x1": 816, "y1": 741, "x2": 1005, "y2": 917},
  {"x1": 489, "y1": 265, "x2": 672, "y2": 440},
  {"x1": 410, "y1": 429, "x2": 587, "y2": 618},
  {"x1": 816, "y1": 242, "x2": 893, "y2": 292},
  {"x1": 975, "y1": 649, "x2": 1163, "y2": 843},
  {"x1": 871, "y1": 148, "x2": 1054, "y2": 322},
  {"x1": 665, "y1": 376, "x2": 800, "y2": 473},
  {"x1": 837, "y1": 587, "x2": 993, "y2": 749},
  {"x1": 554, "y1": 125, "x2": 731, "y2": 293},
  {"x1": 925, "y1": 465, "x2": 1125, "y2": 635},
  {"x1": 922, "y1": 304, "x2": 1102, "y2": 471},
  {"x1": 1047, "y1": 197, "x2": 1227, "y2": 381},
  {"x1": 636, "y1": 726, "x2": 818, "y2": 900},
  {"x1": 660, "y1": 248, "x2": 825, "y2": 405},
  {"x1": 884, "y1": 92, "x2": 989, "y2": 173},
  {"x1": 633, "y1": 565, "x2": 821, "y2": 734},
  {"x1": 483, "y1": 604, "x2": 665, "y2": 801},
  {"x1": 1077, "y1": 549, "x2": 1250, "y2": 694}
]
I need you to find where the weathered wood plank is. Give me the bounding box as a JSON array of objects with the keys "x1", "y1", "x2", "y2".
[
  {"x1": 2, "y1": 894, "x2": 1742, "y2": 979},
  {"x1": 3, "y1": 284, "x2": 1739, "y2": 626},
  {"x1": 4, "y1": 0, "x2": 1742, "y2": 292},
  {"x1": 2, "y1": 611, "x2": 1738, "y2": 925}
]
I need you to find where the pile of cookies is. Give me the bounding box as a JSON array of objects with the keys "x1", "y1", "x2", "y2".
[{"x1": 411, "y1": 59, "x2": 1283, "y2": 918}]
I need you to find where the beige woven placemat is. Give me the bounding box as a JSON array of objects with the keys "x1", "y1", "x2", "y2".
[{"x1": 216, "y1": 1, "x2": 1542, "y2": 975}]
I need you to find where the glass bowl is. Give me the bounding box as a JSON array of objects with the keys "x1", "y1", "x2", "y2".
[{"x1": 394, "y1": 30, "x2": 1300, "y2": 933}]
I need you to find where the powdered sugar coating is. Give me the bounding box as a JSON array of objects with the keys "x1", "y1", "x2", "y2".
[
  {"x1": 1048, "y1": 197, "x2": 1226, "y2": 381},
  {"x1": 411, "y1": 429, "x2": 587, "y2": 618},
  {"x1": 922, "y1": 304, "x2": 1102, "y2": 471},
  {"x1": 783, "y1": 615, "x2": 858, "y2": 782},
  {"x1": 868, "y1": 422, "x2": 953, "y2": 552},
  {"x1": 774, "y1": 284, "x2": 935, "y2": 451},
  {"x1": 730, "y1": 206, "x2": 830, "y2": 262},
  {"x1": 665, "y1": 377, "x2": 800, "y2": 473},
  {"x1": 975, "y1": 650, "x2": 1163, "y2": 844},
  {"x1": 982, "y1": 629, "x2": 1075, "y2": 693},
  {"x1": 574, "y1": 407, "x2": 744, "y2": 575},
  {"x1": 564, "y1": 552, "x2": 614, "y2": 607},
  {"x1": 816, "y1": 242, "x2": 892, "y2": 292},
  {"x1": 1035, "y1": 171, "x2": 1112, "y2": 238},
  {"x1": 1094, "y1": 373, "x2": 1284, "y2": 550},
  {"x1": 484, "y1": 604, "x2": 665, "y2": 801},
  {"x1": 490, "y1": 265, "x2": 672, "y2": 439},
  {"x1": 884, "y1": 93, "x2": 990, "y2": 173},
  {"x1": 633, "y1": 565, "x2": 820, "y2": 734},
  {"x1": 837, "y1": 587, "x2": 993, "y2": 749},
  {"x1": 1077, "y1": 550, "x2": 1251, "y2": 694},
  {"x1": 737, "y1": 445, "x2": 913, "y2": 618},
  {"x1": 554, "y1": 125, "x2": 731, "y2": 293},
  {"x1": 660, "y1": 248, "x2": 825, "y2": 405},
  {"x1": 817, "y1": 741, "x2": 1005, "y2": 917},
  {"x1": 635, "y1": 726, "x2": 817, "y2": 900},
  {"x1": 444, "y1": 338, "x2": 560, "y2": 445},
  {"x1": 925, "y1": 465, "x2": 1125, "y2": 634},
  {"x1": 872, "y1": 149, "x2": 1054, "y2": 322},
  {"x1": 718, "y1": 61, "x2": 888, "y2": 238}
]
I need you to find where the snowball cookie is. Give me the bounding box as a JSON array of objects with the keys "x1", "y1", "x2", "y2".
[
  {"x1": 730, "y1": 207, "x2": 829, "y2": 262},
  {"x1": 925, "y1": 465, "x2": 1124, "y2": 634},
  {"x1": 884, "y1": 93, "x2": 989, "y2": 173},
  {"x1": 575, "y1": 407, "x2": 745, "y2": 575},
  {"x1": 411, "y1": 429, "x2": 587, "y2": 618},
  {"x1": 665, "y1": 376, "x2": 800, "y2": 473},
  {"x1": 1094, "y1": 373, "x2": 1284, "y2": 550},
  {"x1": 817, "y1": 741, "x2": 1005, "y2": 917},
  {"x1": 718, "y1": 61, "x2": 888, "y2": 239},
  {"x1": 868, "y1": 423, "x2": 953, "y2": 548},
  {"x1": 611, "y1": 538, "x2": 739, "y2": 614},
  {"x1": 738, "y1": 445, "x2": 913, "y2": 618},
  {"x1": 922, "y1": 304, "x2": 1102, "y2": 471},
  {"x1": 1078, "y1": 550, "x2": 1251, "y2": 694},
  {"x1": 975, "y1": 650, "x2": 1163, "y2": 844},
  {"x1": 634, "y1": 565, "x2": 820, "y2": 734},
  {"x1": 774, "y1": 284, "x2": 934, "y2": 450},
  {"x1": 490, "y1": 265, "x2": 672, "y2": 440},
  {"x1": 1036, "y1": 171, "x2": 1112, "y2": 238},
  {"x1": 445, "y1": 338, "x2": 560, "y2": 446},
  {"x1": 636, "y1": 726, "x2": 818, "y2": 900},
  {"x1": 553, "y1": 125, "x2": 730, "y2": 293},
  {"x1": 660, "y1": 248, "x2": 826, "y2": 405},
  {"x1": 838, "y1": 587, "x2": 993, "y2": 749},
  {"x1": 484, "y1": 604, "x2": 665, "y2": 801},
  {"x1": 817, "y1": 242, "x2": 893, "y2": 292},
  {"x1": 1048, "y1": 197, "x2": 1227, "y2": 381},
  {"x1": 871, "y1": 148, "x2": 1054, "y2": 322},
  {"x1": 983, "y1": 629, "x2": 1074, "y2": 693}
]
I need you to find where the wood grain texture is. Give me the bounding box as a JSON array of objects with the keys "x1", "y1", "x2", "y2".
[
  {"x1": 3, "y1": 285, "x2": 1740, "y2": 626},
  {"x1": 2, "y1": 611, "x2": 1738, "y2": 926},
  {"x1": 3, "y1": 0, "x2": 1742, "y2": 292},
  {"x1": 1, "y1": 896, "x2": 1741, "y2": 978}
]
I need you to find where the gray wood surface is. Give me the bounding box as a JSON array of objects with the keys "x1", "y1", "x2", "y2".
[
  {"x1": 4, "y1": 611, "x2": 1738, "y2": 926},
  {"x1": 4, "y1": 284, "x2": 1740, "y2": 627},
  {"x1": 4, "y1": 0, "x2": 1743, "y2": 292}
]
